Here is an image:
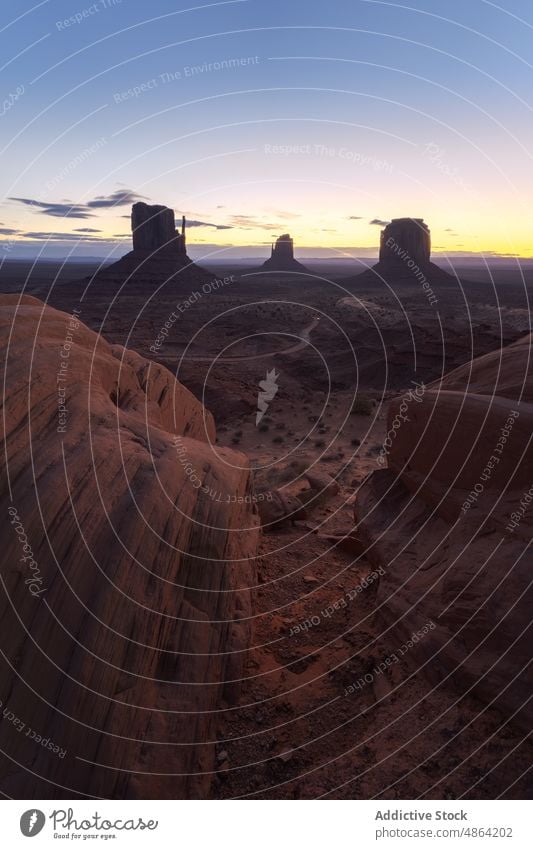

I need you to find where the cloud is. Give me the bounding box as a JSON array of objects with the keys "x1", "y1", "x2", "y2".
[
  {"x1": 178, "y1": 218, "x2": 233, "y2": 230},
  {"x1": 74, "y1": 227, "x2": 102, "y2": 233},
  {"x1": 22, "y1": 231, "x2": 106, "y2": 241},
  {"x1": 369, "y1": 218, "x2": 390, "y2": 226},
  {"x1": 86, "y1": 189, "x2": 146, "y2": 209},
  {"x1": 187, "y1": 242, "x2": 235, "y2": 250},
  {"x1": 265, "y1": 209, "x2": 301, "y2": 220},
  {"x1": 229, "y1": 215, "x2": 285, "y2": 230},
  {"x1": 348, "y1": 216, "x2": 363, "y2": 220},
  {"x1": 9, "y1": 198, "x2": 93, "y2": 219},
  {"x1": 0, "y1": 227, "x2": 19, "y2": 235},
  {"x1": 9, "y1": 188, "x2": 147, "y2": 219}
]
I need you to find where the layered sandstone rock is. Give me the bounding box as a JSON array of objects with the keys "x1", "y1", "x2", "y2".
[
  {"x1": 355, "y1": 332, "x2": 533, "y2": 729},
  {"x1": 0, "y1": 295, "x2": 259, "y2": 798}
]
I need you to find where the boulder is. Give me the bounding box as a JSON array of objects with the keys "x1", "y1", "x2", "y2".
[
  {"x1": 256, "y1": 490, "x2": 307, "y2": 530},
  {"x1": 303, "y1": 470, "x2": 340, "y2": 506},
  {"x1": 355, "y1": 332, "x2": 533, "y2": 730},
  {"x1": 0, "y1": 295, "x2": 259, "y2": 798}
]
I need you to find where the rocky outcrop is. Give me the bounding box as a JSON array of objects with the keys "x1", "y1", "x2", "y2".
[
  {"x1": 261, "y1": 234, "x2": 309, "y2": 273},
  {"x1": 256, "y1": 490, "x2": 308, "y2": 530},
  {"x1": 348, "y1": 216, "x2": 453, "y2": 285},
  {"x1": 131, "y1": 202, "x2": 185, "y2": 254},
  {"x1": 379, "y1": 218, "x2": 431, "y2": 267},
  {"x1": 0, "y1": 295, "x2": 259, "y2": 798},
  {"x1": 89, "y1": 203, "x2": 208, "y2": 285},
  {"x1": 355, "y1": 332, "x2": 533, "y2": 730},
  {"x1": 255, "y1": 466, "x2": 340, "y2": 530}
]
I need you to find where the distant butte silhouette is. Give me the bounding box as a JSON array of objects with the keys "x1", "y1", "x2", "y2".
[
  {"x1": 352, "y1": 217, "x2": 453, "y2": 283},
  {"x1": 91, "y1": 202, "x2": 208, "y2": 284},
  {"x1": 261, "y1": 234, "x2": 309, "y2": 273},
  {"x1": 131, "y1": 202, "x2": 187, "y2": 254},
  {"x1": 380, "y1": 218, "x2": 431, "y2": 268}
]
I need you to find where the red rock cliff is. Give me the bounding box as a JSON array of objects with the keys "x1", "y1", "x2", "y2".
[
  {"x1": 355, "y1": 332, "x2": 533, "y2": 730},
  {"x1": 0, "y1": 295, "x2": 259, "y2": 798}
]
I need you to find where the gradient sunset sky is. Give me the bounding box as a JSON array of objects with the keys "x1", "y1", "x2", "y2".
[{"x1": 1, "y1": 0, "x2": 533, "y2": 260}]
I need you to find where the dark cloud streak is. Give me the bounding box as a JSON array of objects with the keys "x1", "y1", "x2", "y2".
[
  {"x1": 9, "y1": 189, "x2": 147, "y2": 220},
  {"x1": 179, "y1": 218, "x2": 233, "y2": 230}
]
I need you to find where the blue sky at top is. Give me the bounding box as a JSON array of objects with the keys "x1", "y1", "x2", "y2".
[{"x1": 2, "y1": 0, "x2": 533, "y2": 258}]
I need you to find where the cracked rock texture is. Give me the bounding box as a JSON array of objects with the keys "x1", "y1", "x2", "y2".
[
  {"x1": 356, "y1": 332, "x2": 533, "y2": 731},
  {"x1": 0, "y1": 295, "x2": 259, "y2": 798}
]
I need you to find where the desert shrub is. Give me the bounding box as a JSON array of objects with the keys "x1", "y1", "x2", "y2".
[
  {"x1": 273, "y1": 436, "x2": 284, "y2": 444},
  {"x1": 350, "y1": 395, "x2": 373, "y2": 416},
  {"x1": 258, "y1": 423, "x2": 269, "y2": 432}
]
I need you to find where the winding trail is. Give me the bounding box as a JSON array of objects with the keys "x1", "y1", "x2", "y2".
[{"x1": 178, "y1": 316, "x2": 321, "y2": 363}]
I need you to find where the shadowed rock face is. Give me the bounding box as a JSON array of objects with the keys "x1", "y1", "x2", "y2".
[
  {"x1": 379, "y1": 218, "x2": 431, "y2": 267},
  {"x1": 355, "y1": 332, "x2": 533, "y2": 731},
  {"x1": 0, "y1": 295, "x2": 259, "y2": 799},
  {"x1": 86, "y1": 203, "x2": 208, "y2": 285},
  {"x1": 262, "y1": 234, "x2": 309, "y2": 273},
  {"x1": 348, "y1": 216, "x2": 453, "y2": 285},
  {"x1": 131, "y1": 202, "x2": 185, "y2": 254},
  {"x1": 271, "y1": 234, "x2": 294, "y2": 261}
]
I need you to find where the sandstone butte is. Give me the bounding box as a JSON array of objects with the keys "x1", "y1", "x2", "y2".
[
  {"x1": 86, "y1": 202, "x2": 209, "y2": 285},
  {"x1": 356, "y1": 331, "x2": 533, "y2": 731},
  {"x1": 0, "y1": 294, "x2": 259, "y2": 798},
  {"x1": 261, "y1": 233, "x2": 309, "y2": 273},
  {"x1": 351, "y1": 217, "x2": 454, "y2": 285}
]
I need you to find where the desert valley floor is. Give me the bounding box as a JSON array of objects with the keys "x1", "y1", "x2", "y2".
[{"x1": 0, "y1": 257, "x2": 531, "y2": 799}]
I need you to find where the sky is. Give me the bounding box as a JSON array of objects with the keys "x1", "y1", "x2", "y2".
[{"x1": 1, "y1": 0, "x2": 533, "y2": 260}]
